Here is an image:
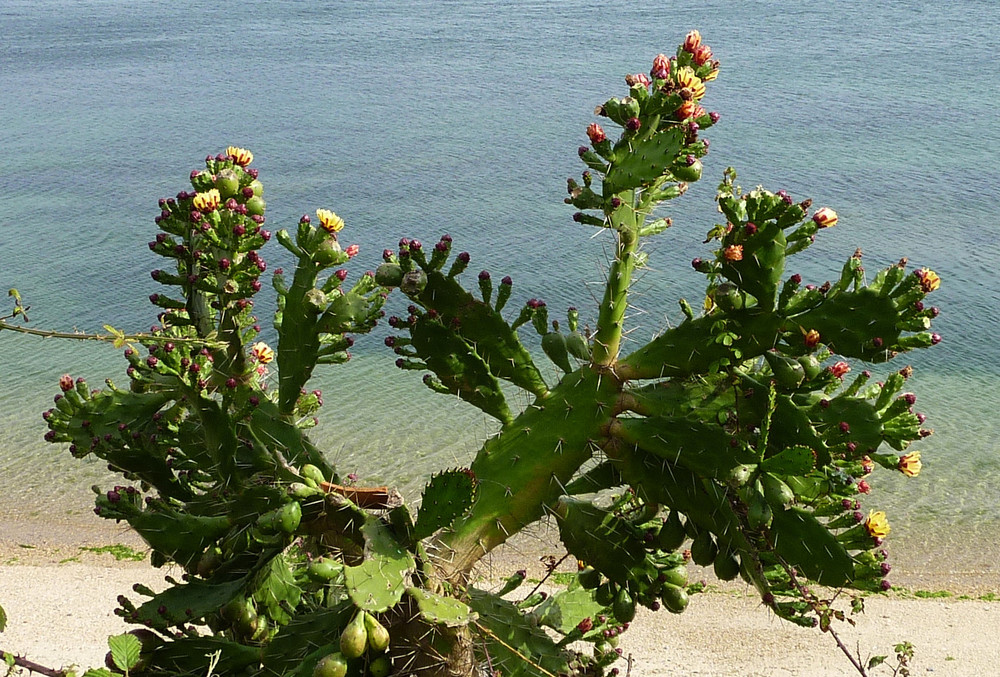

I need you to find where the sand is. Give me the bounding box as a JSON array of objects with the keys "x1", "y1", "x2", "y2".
[{"x1": 1, "y1": 519, "x2": 998, "y2": 676}]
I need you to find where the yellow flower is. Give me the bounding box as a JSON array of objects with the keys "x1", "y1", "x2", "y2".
[
  {"x1": 675, "y1": 67, "x2": 706, "y2": 100},
  {"x1": 251, "y1": 342, "x2": 274, "y2": 364},
  {"x1": 192, "y1": 189, "x2": 220, "y2": 212},
  {"x1": 702, "y1": 65, "x2": 720, "y2": 82},
  {"x1": 803, "y1": 328, "x2": 821, "y2": 348},
  {"x1": 226, "y1": 146, "x2": 254, "y2": 167},
  {"x1": 812, "y1": 206, "x2": 838, "y2": 228},
  {"x1": 316, "y1": 209, "x2": 345, "y2": 234},
  {"x1": 864, "y1": 510, "x2": 891, "y2": 539},
  {"x1": 918, "y1": 269, "x2": 941, "y2": 293},
  {"x1": 898, "y1": 451, "x2": 922, "y2": 477}
]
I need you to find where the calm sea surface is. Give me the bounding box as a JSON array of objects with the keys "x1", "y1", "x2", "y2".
[{"x1": 2, "y1": 1, "x2": 998, "y2": 571}]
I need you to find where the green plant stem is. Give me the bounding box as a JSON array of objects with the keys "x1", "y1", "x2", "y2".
[
  {"x1": 0, "y1": 319, "x2": 220, "y2": 348},
  {"x1": 591, "y1": 208, "x2": 639, "y2": 366}
]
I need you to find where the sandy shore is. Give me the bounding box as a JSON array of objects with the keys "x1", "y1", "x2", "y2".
[{"x1": 2, "y1": 520, "x2": 998, "y2": 676}]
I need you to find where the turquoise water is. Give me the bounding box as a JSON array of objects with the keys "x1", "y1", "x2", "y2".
[{"x1": 2, "y1": 1, "x2": 999, "y2": 566}]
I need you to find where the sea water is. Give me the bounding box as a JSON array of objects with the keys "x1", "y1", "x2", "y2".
[{"x1": 1, "y1": 0, "x2": 998, "y2": 572}]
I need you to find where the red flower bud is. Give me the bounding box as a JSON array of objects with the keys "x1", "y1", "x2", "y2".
[{"x1": 586, "y1": 123, "x2": 606, "y2": 144}]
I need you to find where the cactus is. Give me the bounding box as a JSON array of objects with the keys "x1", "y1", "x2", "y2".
[{"x1": 15, "y1": 32, "x2": 940, "y2": 677}]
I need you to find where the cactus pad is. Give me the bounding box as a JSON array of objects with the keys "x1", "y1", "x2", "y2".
[{"x1": 413, "y1": 468, "x2": 478, "y2": 541}]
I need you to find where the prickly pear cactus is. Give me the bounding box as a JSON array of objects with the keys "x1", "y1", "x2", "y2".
[{"x1": 31, "y1": 31, "x2": 940, "y2": 677}]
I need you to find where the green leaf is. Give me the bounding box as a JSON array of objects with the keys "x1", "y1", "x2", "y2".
[
  {"x1": 82, "y1": 670, "x2": 113, "y2": 677},
  {"x1": 0, "y1": 602, "x2": 6, "y2": 633},
  {"x1": 109, "y1": 633, "x2": 142, "y2": 672}
]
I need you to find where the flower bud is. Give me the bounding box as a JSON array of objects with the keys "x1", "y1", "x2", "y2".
[
  {"x1": 812, "y1": 207, "x2": 838, "y2": 228},
  {"x1": 651, "y1": 53, "x2": 670, "y2": 79},
  {"x1": 682, "y1": 30, "x2": 702, "y2": 53},
  {"x1": 692, "y1": 43, "x2": 713, "y2": 66}
]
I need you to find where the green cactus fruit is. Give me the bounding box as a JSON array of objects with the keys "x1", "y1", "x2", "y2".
[
  {"x1": 249, "y1": 178, "x2": 264, "y2": 196},
  {"x1": 713, "y1": 550, "x2": 741, "y2": 581},
  {"x1": 308, "y1": 558, "x2": 344, "y2": 582},
  {"x1": 565, "y1": 331, "x2": 591, "y2": 360},
  {"x1": 690, "y1": 531, "x2": 719, "y2": 566},
  {"x1": 313, "y1": 652, "x2": 348, "y2": 677},
  {"x1": 363, "y1": 613, "x2": 390, "y2": 653},
  {"x1": 541, "y1": 332, "x2": 573, "y2": 372},
  {"x1": 657, "y1": 512, "x2": 687, "y2": 551},
  {"x1": 368, "y1": 656, "x2": 391, "y2": 677},
  {"x1": 278, "y1": 501, "x2": 303, "y2": 533},
  {"x1": 215, "y1": 169, "x2": 241, "y2": 199},
  {"x1": 246, "y1": 195, "x2": 266, "y2": 216},
  {"x1": 400, "y1": 269, "x2": 428, "y2": 295},
  {"x1": 726, "y1": 463, "x2": 755, "y2": 487},
  {"x1": 747, "y1": 491, "x2": 773, "y2": 530},
  {"x1": 196, "y1": 546, "x2": 222, "y2": 578},
  {"x1": 595, "y1": 582, "x2": 616, "y2": 607},
  {"x1": 579, "y1": 566, "x2": 602, "y2": 590},
  {"x1": 797, "y1": 354, "x2": 823, "y2": 380},
  {"x1": 661, "y1": 584, "x2": 689, "y2": 614},
  {"x1": 760, "y1": 473, "x2": 795, "y2": 508},
  {"x1": 374, "y1": 263, "x2": 404, "y2": 287},
  {"x1": 612, "y1": 587, "x2": 636, "y2": 624},
  {"x1": 340, "y1": 612, "x2": 368, "y2": 659},
  {"x1": 671, "y1": 157, "x2": 703, "y2": 182},
  {"x1": 661, "y1": 564, "x2": 687, "y2": 588},
  {"x1": 313, "y1": 238, "x2": 344, "y2": 267},
  {"x1": 714, "y1": 282, "x2": 747, "y2": 312},
  {"x1": 764, "y1": 351, "x2": 805, "y2": 390}
]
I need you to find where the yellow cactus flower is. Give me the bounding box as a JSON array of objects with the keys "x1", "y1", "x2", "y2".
[
  {"x1": 675, "y1": 67, "x2": 705, "y2": 100},
  {"x1": 316, "y1": 209, "x2": 344, "y2": 234},
  {"x1": 226, "y1": 146, "x2": 254, "y2": 167},
  {"x1": 803, "y1": 328, "x2": 821, "y2": 348},
  {"x1": 251, "y1": 342, "x2": 274, "y2": 364},
  {"x1": 193, "y1": 189, "x2": 220, "y2": 212},
  {"x1": 898, "y1": 451, "x2": 922, "y2": 477},
  {"x1": 812, "y1": 206, "x2": 838, "y2": 228},
  {"x1": 702, "y1": 65, "x2": 720, "y2": 82},
  {"x1": 918, "y1": 269, "x2": 941, "y2": 293},
  {"x1": 864, "y1": 510, "x2": 891, "y2": 539}
]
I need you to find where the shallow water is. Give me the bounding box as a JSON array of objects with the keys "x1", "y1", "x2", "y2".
[{"x1": 1, "y1": 1, "x2": 998, "y2": 567}]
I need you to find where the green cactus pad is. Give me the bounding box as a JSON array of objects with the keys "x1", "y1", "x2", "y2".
[
  {"x1": 409, "y1": 315, "x2": 512, "y2": 423},
  {"x1": 414, "y1": 468, "x2": 478, "y2": 541},
  {"x1": 769, "y1": 506, "x2": 854, "y2": 587},
  {"x1": 405, "y1": 587, "x2": 477, "y2": 627},
  {"x1": 760, "y1": 446, "x2": 816, "y2": 475},
  {"x1": 615, "y1": 416, "x2": 756, "y2": 480},
  {"x1": 533, "y1": 586, "x2": 607, "y2": 635},
  {"x1": 261, "y1": 605, "x2": 355, "y2": 675},
  {"x1": 133, "y1": 577, "x2": 246, "y2": 630},
  {"x1": 343, "y1": 516, "x2": 415, "y2": 613},
  {"x1": 146, "y1": 636, "x2": 261, "y2": 676},
  {"x1": 603, "y1": 127, "x2": 686, "y2": 196},
  {"x1": 408, "y1": 270, "x2": 549, "y2": 398},
  {"x1": 466, "y1": 588, "x2": 569, "y2": 677},
  {"x1": 251, "y1": 554, "x2": 302, "y2": 625}
]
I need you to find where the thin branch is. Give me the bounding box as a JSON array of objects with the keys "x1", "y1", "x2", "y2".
[{"x1": 1, "y1": 650, "x2": 68, "y2": 677}]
